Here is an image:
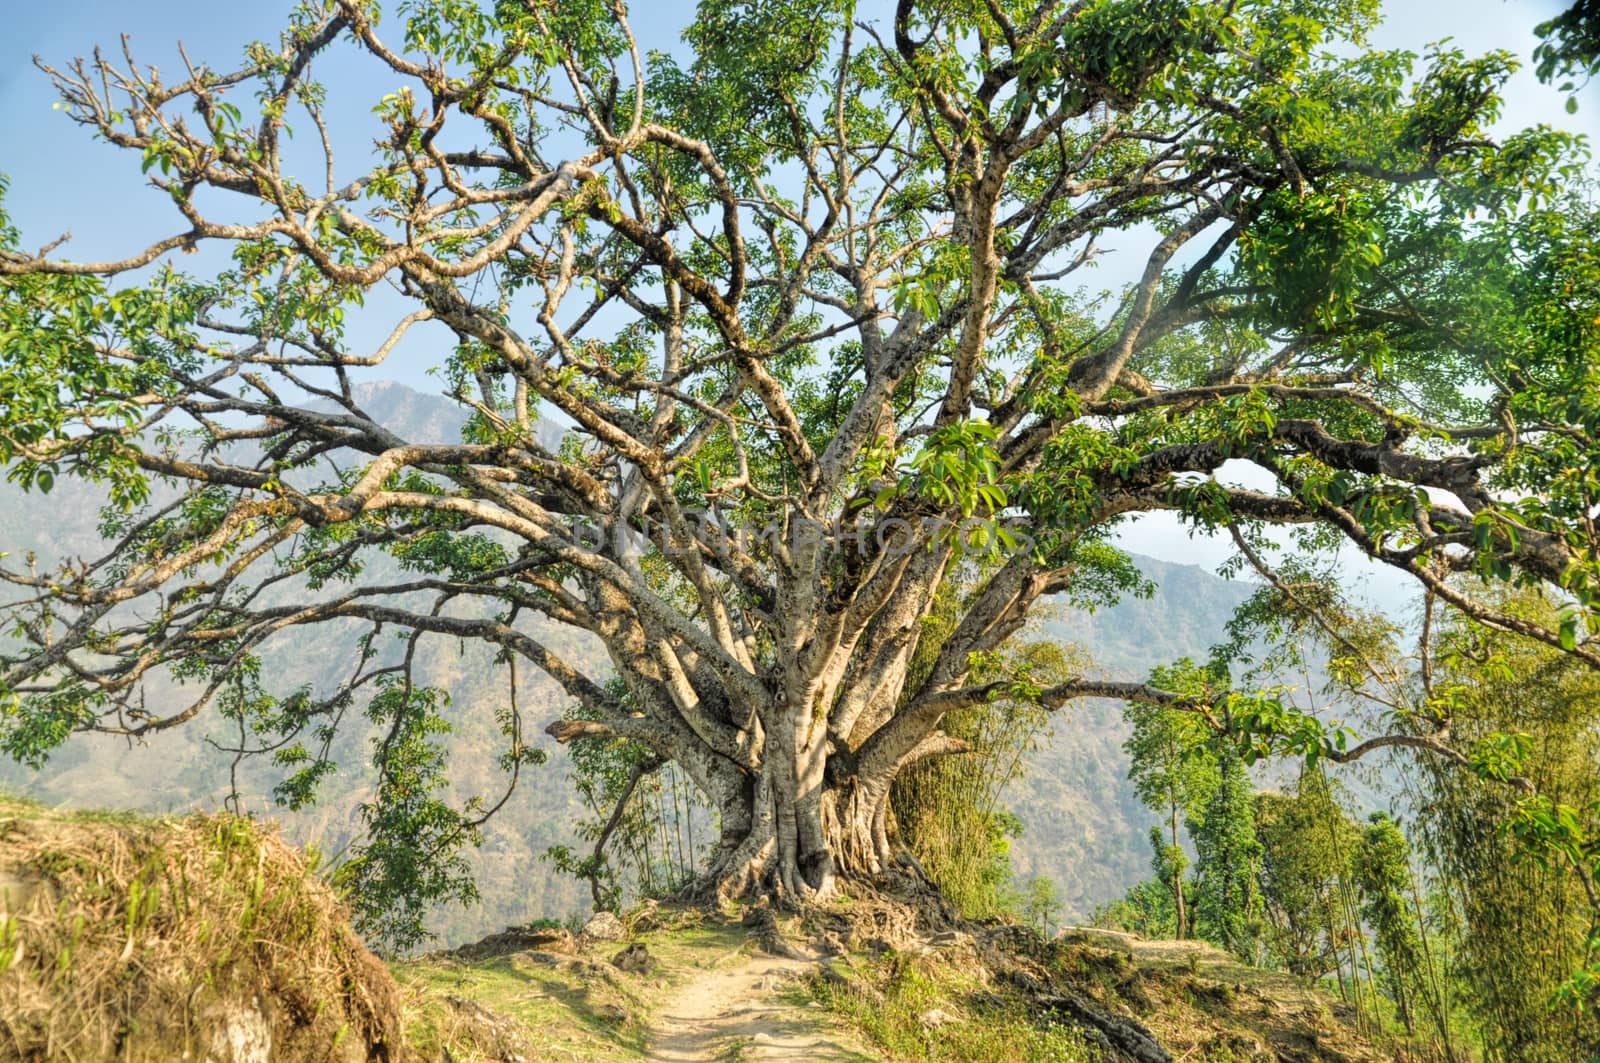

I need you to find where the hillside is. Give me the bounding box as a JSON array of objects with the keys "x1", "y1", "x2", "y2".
[
  {"x1": 1005, "y1": 563, "x2": 1252, "y2": 916},
  {"x1": 1, "y1": 382, "x2": 1257, "y2": 942},
  {"x1": 0, "y1": 793, "x2": 1403, "y2": 1062}
]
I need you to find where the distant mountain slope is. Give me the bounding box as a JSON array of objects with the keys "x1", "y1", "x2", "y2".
[
  {"x1": 2, "y1": 382, "x2": 1259, "y2": 940},
  {"x1": 1007, "y1": 558, "x2": 1252, "y2": 915}
]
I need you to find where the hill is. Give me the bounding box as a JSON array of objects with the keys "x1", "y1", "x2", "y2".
[{"x1": 1005, "y1": 560, "x2": 1252, "y2": 916}]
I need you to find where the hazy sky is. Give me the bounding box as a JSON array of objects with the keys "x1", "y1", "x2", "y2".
[{"x1": 1, "y1": 1, "x2": 1593, "y2": 587}]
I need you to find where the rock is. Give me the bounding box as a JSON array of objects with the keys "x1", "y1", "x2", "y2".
[
  {"x1": 611, "y1": 941, "x2": 654, "y2": 972},
  {"x1": 519, "y1": 925, "x2": 577, "y2": 954},
  {"x1": 449, "y1": 923, "x2": 574, "y2": 960},
  {"x1": 594, "y1": 1003, "x2": 629, "y2": 1024},
  {"x1": 441, "y1": 994, "x2": 535, "y2": 1062},
  {"x1": 579, "y1": 910, "x2": 626, "y2": 948},
  {"x1": 919, "y1": 1007, "x2": 956, "y2": 1029},
  {"x1": 202, "y1": 1000, "x2": 272, "y2": 1063},
  {"x1": 929, "y1": 930, "x2": 975, "y2": 951},
  {"x1": 626, "y1": 899, "x2": 662, "y2": 933}
]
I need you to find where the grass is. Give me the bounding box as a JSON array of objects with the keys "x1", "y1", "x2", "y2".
[
  {"x1": 396, "y1": 950, "x2": 650, "y2": 1060},
  {"x1": 392, "y1": 910, "x2": 759, "y2": 1061},
  {"x1": 0, "y1": 794, "x2": 400, "y2": 1061},
  {"x1": 804, "y1": 949, "x2": 1094, "y2": 1063}
]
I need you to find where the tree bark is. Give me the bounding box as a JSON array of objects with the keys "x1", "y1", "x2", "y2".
[{"x1": 696, "y1": 760, "x2": 901, "y2": 903}]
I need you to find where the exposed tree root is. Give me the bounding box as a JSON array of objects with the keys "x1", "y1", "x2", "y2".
[
  {"x1": 744, "y1": 881, "x2": 1177, "y2": 1062},
  {"x1": 741, "y1": 902, "x2": 816, "y2": 961},
  {"x1": 1006, "y1": 968, "x2": 1173, "y2": 1062}
]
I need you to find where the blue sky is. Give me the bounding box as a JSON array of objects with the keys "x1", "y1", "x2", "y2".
[{"x1": 2, "y1": 1, "x2": 1591, "y2": 257}]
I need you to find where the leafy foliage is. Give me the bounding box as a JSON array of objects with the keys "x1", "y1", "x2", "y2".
[
  {"x1": 336, "y1": 677, "x2": 480, "y2": 955},
  {"x1": 1534, "y1": 0, "x2": 1600, "y2": 105},
  {"x1": 1415, "y1": 594, "x2": 1600, "y2": 1059},
  {"x1": 1189, "y1": 747, "x2": 1263, "y2": 961}
]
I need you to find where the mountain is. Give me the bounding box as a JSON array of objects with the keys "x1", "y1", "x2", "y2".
[
  {"x1": 1005, "y1": 558, "x2": 1253, "y2": 914},
  {"x1": 2, "y1": 382, "x2": 1259, "y2": 943}
]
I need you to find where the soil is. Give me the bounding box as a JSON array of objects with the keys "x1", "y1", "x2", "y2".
[{"x1": 644, "y1": 945, "x2": 867, "y2": 1062}]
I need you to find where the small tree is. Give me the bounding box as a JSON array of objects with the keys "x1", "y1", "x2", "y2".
[
  {"x1": 1351, "y1": 812, "x2": 1434, "y2": 1034},
  {"x1": 1256, "y1": 770, "x2": 1358, "y2": 981},
  {"x1": 1017, "y1": 874, "x2": 1064, "y2": 938},
  {"x1": 1190, "y1": 746, "x2": 1263, "y2": 960},
  {"x1": 1125, "y1": 658, "x2": 1223, "y2": 937}
]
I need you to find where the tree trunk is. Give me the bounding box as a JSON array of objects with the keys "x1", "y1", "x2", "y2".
[
  {"x1": 698, "y1": 761, "x2": 900, "y2": 904},
  {"x1": 1170, "y1": 802, "x2": 1187, "y2": 940}
]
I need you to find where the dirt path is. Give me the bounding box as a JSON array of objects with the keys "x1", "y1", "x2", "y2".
[{"x1": 644, "y1": 950, "x2": 871, "y2": 1062}]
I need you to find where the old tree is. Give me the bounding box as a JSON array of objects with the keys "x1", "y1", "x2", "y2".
[{"x1": 2, "y1": 0, "x2": 1598, "y2": 915}]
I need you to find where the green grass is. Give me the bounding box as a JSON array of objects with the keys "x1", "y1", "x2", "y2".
[
  {"x1": 804, "y1": 951, "x2": 1094, "y2": 1063},
  {"x1": 393, "y1": 913, "x2": 762, "y2": 1061},
  {"x1": 396, "y1": 950, "x2": 651, "y2": 1060}
]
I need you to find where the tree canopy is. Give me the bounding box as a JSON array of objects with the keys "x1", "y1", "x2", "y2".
[{"x1": 1, "y1": 0, "x2": 1597, "y2": 917}]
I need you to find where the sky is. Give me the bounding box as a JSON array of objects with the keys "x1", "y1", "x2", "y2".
[
  {"x1": 1, "y1": 0, "x2": 1594, "y2": 590},
  {"x1": 2, "y1": 1, "x2": 1592, "y2": 260}
]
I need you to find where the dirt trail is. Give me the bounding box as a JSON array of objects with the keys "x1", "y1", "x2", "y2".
[{"x1": 644, "y1": 950, "x2": 869, "y2": 1062}]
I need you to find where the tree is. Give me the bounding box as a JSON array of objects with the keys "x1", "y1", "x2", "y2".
[
  {"x1": 2, "y1": 0, "x2": 1597, "y2": 913},
  {"x1": 1255, "y1": 770, "x2": 1357, "y2": 981},
  {"x1": 1190, "y1": 746, "x2": 1262, "y2": 959},
  {"x1": 1351, "y1": 812, "x2": 1436, "y2": 1036},
  {"x1": 1092, "y1": 877, "x2": 1178, "y2": 939},
  {"x1": 1016, "y1": 873, "x2": 1064, "y2": 938},
  {"x1": 1124, "y1": 658, "x2": 1222, "y2": 937},
  {"x1": 1416, "y1": 592, "x2": 1600, "y2": 1061}
]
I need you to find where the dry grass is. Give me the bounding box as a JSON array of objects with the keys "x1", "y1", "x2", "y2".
[
  {"x1": 0, "y1": 795, "x2": 400, "y2": 1062},
  {"x1": 1041, "y1": 932, "x2": 1389, "y2": 1062}
]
